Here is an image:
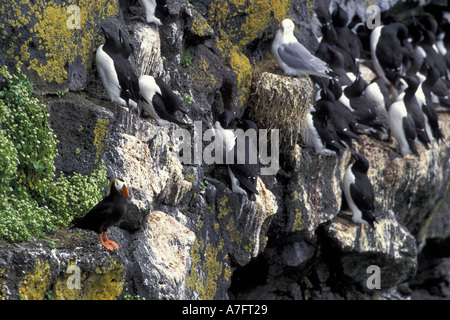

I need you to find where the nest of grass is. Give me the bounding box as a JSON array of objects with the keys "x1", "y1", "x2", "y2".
[{"x1": 248, "y1": 60, "x2": 314, "y2": 147}]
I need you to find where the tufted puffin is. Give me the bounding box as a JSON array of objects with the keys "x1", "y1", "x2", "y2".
[{"x1": 72, "y1": 178, "x2": 129, "y2": 251}]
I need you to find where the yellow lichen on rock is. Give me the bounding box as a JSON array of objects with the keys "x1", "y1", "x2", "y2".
[
  {"x1": 2, "y1": 0, "x2": 118, "y2": 86},
  {"x1": 18, "y1": 259, "x2": 51, "y2": 300},
  {"x1": 208, "y1": 0, "x2": 294, "y2": 108},
  {"x1": 93, "y1": 117, "x2": 110, "y2": 164},
  {"x1": 186, "y1": 238, "x2": 230, "y2": 300}
]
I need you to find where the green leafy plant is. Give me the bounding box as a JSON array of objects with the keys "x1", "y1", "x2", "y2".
[
  {"x1": 181, "y1": 50, "x2": 192, "y2": 67},
  {"x1": 122, "y1": 289, "x2": 145, "y2": 300},
  {"x1": 200, "y1": 180, "x2": 209, "y2": 191},
  {"x1": 184, "y1": 93, "x2": 192, "y2": 107},
  {"x1": 0, "y1": 68, "x2": 109, "y2": 243}
]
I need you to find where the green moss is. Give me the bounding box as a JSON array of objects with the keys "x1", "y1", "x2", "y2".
[{"x1": 0, "y1": 69, "x2": 109, "y2": 243}]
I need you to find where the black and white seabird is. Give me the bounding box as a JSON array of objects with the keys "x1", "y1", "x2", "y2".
[
  {"x1": 400, "y1": 74, "x2": 431, "y2": 149},
  {"x1": 137, "y1": 0, "x2": 163, "y2": 25},
  {"x1": 342, "y1": 67, "x2": 388, "y2": 137},
  {"x1": 228, "y1": 118, "x2": 260, "y2": 201},
  {"x1": 327, "y1": 78, "x2": 375, "y2": 136},
  {"x1": 363, "y1": 76, "x2": 392, "y2": 120},
  {"x1": 316, "y1": 82, "x2": 360, "y2": 148},
  {"x1": 96, "y1": 27, "x2": 139, "y2": 110},
  {"x1": 96, "y1": 27, "x2": 127, "y2": 107},
  {"x1": 272, "y1": 19, "x2": 337, "y2": 79},
  {"x1": 306, "y1": 87, "x2": 347, "y2": 156},
  {"x1": 343, "y1": 152, "x2": 376, "y2": 228},
  {"x1": 72, "y1": 178, "x2": 129, "y2": 251},
  {"x1": 311, "y1": 0, "x2": 332, "y2": 41},
  {"x1": 315, "y1": 20, "x2": 357, "y2": 75},
  {"x1": 370, "y1": 22, "x2": 409, "y2": 86},
  {"x1": 117, "y1": 29, "x2": 139, "y2": 110},
  {"x1": 415, "y1": 64, "x2": 445, "y2": 142},
  {"x1": 213, "y1": 110, "x2": 239, "y2": 161},
  {"x1": 388, "y1": 88, "x2": 419, "y2": 156},
  {"x1": 213, "y1": 111, "x2": 259, "y2": 201},
  {"x1": 138, "y1": 75, "x2": 188, "y2": 126},
  {"x1": 332, "y1": 4, "x2": 363, "y2": 65}
]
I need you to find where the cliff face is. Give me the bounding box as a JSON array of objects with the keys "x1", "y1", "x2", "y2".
[{"x1": 1, "y1": 0, "x2": 450, "y2": 300}]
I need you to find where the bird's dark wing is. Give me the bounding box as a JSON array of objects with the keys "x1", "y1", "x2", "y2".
[
  {"x1": 349, "y1": 177, "x2": 375, "y2": 213},
  {"x1": 72, "y1": 200, "x2": 114, "y2": 233},
  {"x1": 230, "y1": 138, "x2": 259, "y2": 195},
  {"x1": 229, "y1": 163, "x2": 259, "y2": 195},
  {"x1": 154, "y1": 78, "x2": 183, "y2": 114},
  {"x1": 113, "y1": 54, "x2": 140, "y2": 105},
  {"x1": 152, "y1": 93, "x2": 187, "y2": 126},
  {"x1": 403, "y1": 116, "x2": 419, "y2": 155}
]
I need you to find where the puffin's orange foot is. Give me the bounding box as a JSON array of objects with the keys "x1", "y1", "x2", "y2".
[
  {"x1": 98, "y1": 234, "x2": 115, "y2": 251},
  {"x1": 101, "y1": 241, "x2": 115, "y2": 251},
  {"x1": 107, "y1": 240, "x2": 119, "y2": 250},
  {"x1": 102, "y1": 231, "x2": 119, "y2": 250}
]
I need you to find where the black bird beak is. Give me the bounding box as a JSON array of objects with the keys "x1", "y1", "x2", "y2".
[
  {"x1": 351, "y1": 151, "x2": 359, "y2": 161},
  {"x1": 101, "y1": 26, "x2": 109, "y2": 40}
]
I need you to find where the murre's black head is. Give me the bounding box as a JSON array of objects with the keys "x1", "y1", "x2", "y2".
[
  {"x1": 344, "y1": 66, "x2": 365, "y2": 97},
  {"x1": 425, "y1": 63, "x2": 439, "y2": 84},
  {"x1": 236, "y1": 118, "x2": 258, "y2": 132},
  {"x1": 218, "y1": 110, "x2": 237, "y2": 130},
  {"x1": 101, "y1": 26, "x2": 120, "y2": 54},
  {"x1": 119, "y1": 29, "x2": 134, "y2": 59},
  {"x1": 351, "y1": 152, "x2": 369, "y2": 174},
  {"x1": 328, "y1": 78, "x2": 341, "y2": 100},
  {"x1": 400, "y1": 74, "x2": 419, "y2": 93},
  {"x1": 332, "y1": 4, "x2": 348, "y2": 28}
]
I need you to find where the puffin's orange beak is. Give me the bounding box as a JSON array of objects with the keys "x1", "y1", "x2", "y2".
[{"x1": 120, "y1": 185, "x2": 129, "y2": 198}]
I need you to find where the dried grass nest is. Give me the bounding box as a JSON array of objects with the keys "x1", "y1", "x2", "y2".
[{"x1": 248, "y1": 60, "x2": 314, "y2": 147}]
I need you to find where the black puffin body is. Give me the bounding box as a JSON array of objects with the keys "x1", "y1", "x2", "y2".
[
  {"x1": 343, "y1": 153, "x2": 376, "y2": 228},
  {"x1": 73, "y1": 178, "x2": 129, "y2": 251}
]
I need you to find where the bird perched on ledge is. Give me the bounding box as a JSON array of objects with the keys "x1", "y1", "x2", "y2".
[
  {"x1": 72, "y1": 178, "x2": 129, "y2": 251},
  {"x1": 343, "y1": 152, "x2": 376, "y2": 228},
  {"x1": 272, "y1": 19, "x2": 337, "y2": 79}
]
